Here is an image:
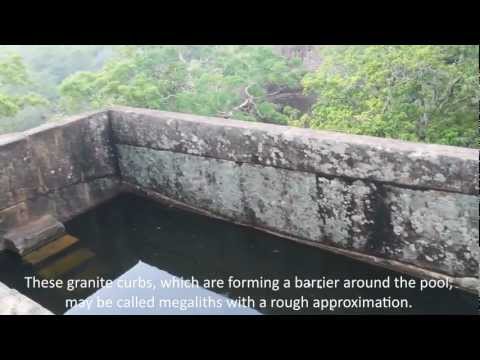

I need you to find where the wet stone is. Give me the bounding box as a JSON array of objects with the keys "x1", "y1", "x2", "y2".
[{"x1": 4, "y1": 215, "x2": 65, "y2": 255}]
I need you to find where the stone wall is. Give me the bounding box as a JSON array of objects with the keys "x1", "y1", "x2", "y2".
[
  {"x1": 110, "y1": 107, "x2": 479, "y2": 291},
  {"x1": 0, "y1": 111, "x2": 120, "y2": 252},
  {"x1": 1, "y1": 107, "x2": 478, "y2": 293}
]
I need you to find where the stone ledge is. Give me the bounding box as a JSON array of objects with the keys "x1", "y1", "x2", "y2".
[
  {"x1": 3, "y1": 215, "x2": 65, "y2": 255},
  {"x1": 110, "y1": 106, "x2": 478, "y2": 195}
]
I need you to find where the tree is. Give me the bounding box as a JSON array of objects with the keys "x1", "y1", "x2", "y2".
[
  {"x1": 59, "y1": 45, "x2": 306, "y2": 124},
  {"x1": 0, "y1": 45, "x2": 114, "y2": 101},
  {"x1": 0, "y1": 54, "x2": 47, "y2": 133},
  {"x1": 0, "y1": 53, "x2": 47, "y2": 118},
  {"x1": 0, "y1": 53, "x2": 49, "y2": 134},
  {"x1": 301, "y1": 45, "x2": 479, "y2": 148}
]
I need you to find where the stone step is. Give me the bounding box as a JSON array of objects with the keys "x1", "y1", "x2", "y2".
[
  {"x1": 22, "y1": 234, "x2": 80, "y2": 266},
  {"x1": 4, "y1": 215, "x2": 65, "y2": 255},
  {"x1": 38, "y1": 248, "x2": 96, "y2": 279},
  {"x1": 72, "y1": 258, "x2": 110, "y2": 281}
]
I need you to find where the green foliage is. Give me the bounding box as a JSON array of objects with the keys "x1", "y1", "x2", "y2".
[
  {"x1": 59, "y1": 45, "x2": 306, "y2": 124},
  {"x1": 0, "y1": 53, "x2": 47, "y2": 119},
  {"x1": 0, "y1": 46, "x2": 114, "y2": 134},
  {"x1": 1, "y1": 45, "x2": 114, "y2": 101},
  {"x1": 1, "y1": 45, "x2": 477, "y2": 148},
  {"x1": 302, "y1": 45, "x2": 479, "y2": 147}
]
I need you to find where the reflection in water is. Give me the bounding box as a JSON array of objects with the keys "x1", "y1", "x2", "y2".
[
  {"x1": 66, "y1": 261, "x2": 259, "y2": 315},
  {"x1": 0, "y1": 194, "x2": 476, "y2": 315}
]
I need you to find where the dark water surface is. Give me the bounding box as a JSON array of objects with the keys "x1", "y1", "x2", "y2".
[{"x1": 0, "y1": 194, "x2": 476, "y2": 315}]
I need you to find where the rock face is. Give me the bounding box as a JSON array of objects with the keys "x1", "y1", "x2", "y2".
[
  {"x1": 110, "y1": 107, "x2": 479, "y2": 288},
  {"x1": 0, "y1": 106, "x2": 478, "y2": 294}
]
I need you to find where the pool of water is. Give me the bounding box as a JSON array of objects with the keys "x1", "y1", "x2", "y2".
[{"x1": 0, "y1": 194, "x2": 476, "y2": 315}]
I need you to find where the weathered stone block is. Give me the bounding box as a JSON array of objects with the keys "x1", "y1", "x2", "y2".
[
  {"x1": 3, "y1": 214, "x2": 65, "y2": 255},
  {"x1": 0, "y1": 111, "x2": 117, "y2": 211},
  {"x1": 110, "y1": 107, "x2": 479, "y2": 195},
  {"x1": 0, "y1": 177, "x2": 121, "y2": 248},
  {"x1": 116, "y1": 143, "x2": 479, "y2": 280},
  {"x1": 117, "y1": 146, "x2": 378, "y2": 250},
  {"x1": 314, "y1": 177, "x2": 377, "y2": 251},
  {"x1": 0, "y1": 136, "x2": 38, "y2": 208},
  {"x1": 382, "y1": 186, "x2": 479, "y2": 277},
  {"x1": 27, "y1": 112, "x2": 116, "y2": 191},
  {"x1": 117, "y1": 145, "x2": 244, "y2": 220},
  {"x1": 0, "y1": 110, "x2": 120, "y2": 253}
]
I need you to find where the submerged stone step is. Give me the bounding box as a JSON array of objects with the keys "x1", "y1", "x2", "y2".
[
  {"x1": 4, "y1": 215, "x2": 65, "y2": 256},
  {"x1": 38, "y1": 248, "x2": 96, "y2": 279},
  {"x1": 72, "y1": 258, "x2": 111, "y2": 281},
  {"x1": 22, "y1": 234, "x2": 80, "y2": 266}
]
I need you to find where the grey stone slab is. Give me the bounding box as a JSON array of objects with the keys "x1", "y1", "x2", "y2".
[
  {"x1": 110, "y1": 107, "x2": 478, "y2": 195},
  {"x1": 3, "y1": 214, "x2": 65, "y2": 255},
  {"x1": 0, "y1": 111, "x2": 117, "y2": 211}
]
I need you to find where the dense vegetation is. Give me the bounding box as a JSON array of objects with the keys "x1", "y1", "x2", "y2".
[
  {"x1": 59, "y1": 45, "x2": 306, "y2": 124},
  {"x1": 0, "y1": 45, "x2": 112, "y2": 132},
  {"x1": 300, "y1": 45, "x2": 479, "y2": 147},
  {"x1": 0, "y1": 45, "x2": 478, "y2": 148},
  {"x1": 0, "y1": 54, "x2": 47, "y2": 118}
]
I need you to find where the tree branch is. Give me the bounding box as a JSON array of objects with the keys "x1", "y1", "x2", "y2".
[
  {"x1": 159, "y1": 93, "x2": 177, "y2": 102},
  {"x1": 218, "y1": 84, "x2": 257, "y2": 118}
]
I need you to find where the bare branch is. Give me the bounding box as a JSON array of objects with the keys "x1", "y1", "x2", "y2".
[
  {"x1": 159, "y1": 93, "x2": 177, "y2": 102},
  {"x1": 218, "y1": 84, "x2": 256, "y2": 118}
]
